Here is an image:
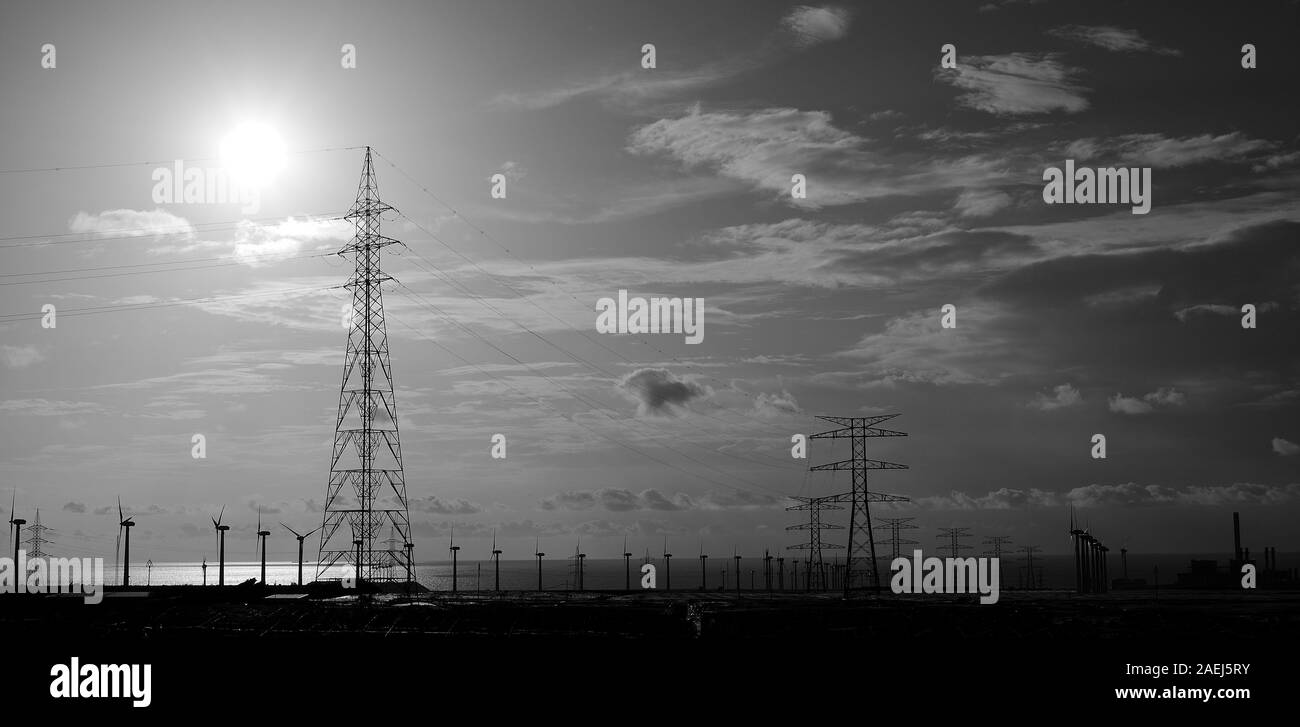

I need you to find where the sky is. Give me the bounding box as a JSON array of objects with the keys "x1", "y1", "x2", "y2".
[{"x1": 0, "y1": 0, "x2": 1297, "y2": 567}]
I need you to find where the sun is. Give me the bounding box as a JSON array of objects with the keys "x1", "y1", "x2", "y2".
[{"x1": 219, "y1": 122, "x2": 287, "y2": 188}]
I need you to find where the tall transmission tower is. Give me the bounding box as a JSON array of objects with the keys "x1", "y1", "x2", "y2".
[
  {"x1": 23, "y1": 509, "x2": 52, "y2": 559},
  {"x1": 786, "y1": 495, "x2": 843, "y2": 591},
  {"x1": 808, "y1": 415, "x2": 908, "y2": 593},
  {"x1": 317, "y1": 146, "x2": 412, "y2": 585},
  {"x1": 936, "y1": 528, "x2": 973, "y2": 558},
  {"x1": 1017, "y1": 545, "x2": 1041, "y2": 589},
  {"x1": 982, "y1": 535, "x2": 1012, "y2": 588},
  {"x1": 875, "y1": 517, "x2": 920, "y2": 562}
]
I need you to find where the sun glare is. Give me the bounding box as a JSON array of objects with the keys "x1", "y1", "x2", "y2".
[{"x1": 219, "y1": 122, "x2": 288, "y2": 188}]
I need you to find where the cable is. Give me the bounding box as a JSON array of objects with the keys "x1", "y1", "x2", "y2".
[
  {"x1": 0, "y1": 252, "x2": 330, "y2": 287},
  {"x1": 372, "y1": 149, "x2": 800, "y2": 437},
  {"x1": 0, "y1": 145, "x2": 366, "y2": 175},
  {"x1": 387, "y1": 282, "x2": 794, "y2": 497},
  {"x1": 0, "y1": 284, "x2": 341, "y2": 322},
  {"x1": 392, "y1": 247, "x2": 796, "y2": 471},
  {"x1": 0, "y1": 212, "x2": 344, "y2": 250}
]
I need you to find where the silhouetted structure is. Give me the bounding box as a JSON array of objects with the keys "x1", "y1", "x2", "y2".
[
  {"x1": 318, "y1": 147, "x2": 413, "y2": 585},
  {"x1": 808, "y1": 414, "x2": 909, "y2": 594}
]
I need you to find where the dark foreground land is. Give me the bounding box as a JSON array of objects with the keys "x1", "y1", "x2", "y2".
[{"x1": 3, "y1": 587, "x2": 1294, "y2": 714}]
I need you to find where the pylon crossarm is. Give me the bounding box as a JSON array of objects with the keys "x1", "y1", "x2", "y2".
[
  {"x1": 809, "y1": 459, "x2": 908, "y2": 472},
  {"x1": 809, "y1": 427, "x2": 907, "y2": 439}
]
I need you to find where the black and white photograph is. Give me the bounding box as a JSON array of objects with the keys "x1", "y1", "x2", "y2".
[{"x1": 0, "y1": 0, "x2": 1296, "y2": 715}]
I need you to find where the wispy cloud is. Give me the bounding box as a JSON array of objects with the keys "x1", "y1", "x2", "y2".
[
  {"x1": 937, "y1": 53, "x2": 1090, "y2": 115},
  {"x1": 1065, "y1": 132, "x2": 1280, "y2": 169},
  {"x1": 1028, "y1": 383, "x2": 1082, "y2": 411},
  {"x1": 1049, "y1": 25, "x2": 1181, "y2": 56},
  {"x1": 781, "y1": 5, "x2": 852, "y2": 48},
  {"x1": 1, "y1": 345, "x2": 45, "y2": 369}
]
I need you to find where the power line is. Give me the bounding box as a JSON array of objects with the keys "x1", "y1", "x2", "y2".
[
  {"x1": 0, "y1": 284, "x2": 340, "y2": 322},
  {"x1": 0, "y1": 145, "x2": 365, "y2": 175},
  {"x1": 371, "y1": 149, "x2": 797, "y2": 438},
  {"x1": 0, "y1": 251, "x2": 330, "y2": 287}
]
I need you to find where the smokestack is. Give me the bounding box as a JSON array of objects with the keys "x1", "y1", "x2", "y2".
[{"x1": 1233, "y1": 512, "x2": 1242, "y2": 563}]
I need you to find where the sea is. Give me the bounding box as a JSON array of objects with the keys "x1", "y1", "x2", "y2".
[{"x1": 80, "y1": 551, "x2": 1294, "y2": 590}]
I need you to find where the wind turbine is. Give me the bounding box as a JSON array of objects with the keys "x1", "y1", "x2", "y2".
[
  {"x1": 491, "y1": 530, "x2": 502, "y2": 592},
  {"x1": 449, "y1": 528, "x2": 460, "y2": 593},
  {"x1": 255, "y1": 507, "x2": 270, "y2": 585},
  {"x1": 201, "y1": 558, "x2": 208, "y2": 586},
  {"x1": 116, "y1": 497, "x2": 136, "y2": 587},
  {"x1": 534, "y1": 536, "x2": 545, "y2": 591},
  {"x1": 146, "y1": 559, "x2": 154, "y2": 586},
  {"x1": 1069, "y1": 505, "x2": 1085, "y2": 594},
  {"x1": 733, "y1": 547, "x2": 741, "y2": 593},
  {"x1": 623, "y1": 536, "x2": 632, "y2": 591},
  {"x1": 282, "y1": 522, "x2": 322, "y2": 587},
  {"x1": 663, "y1": 537, "x2": 672, "y2": 592},
  {"x1": 7, "y1": 491, "x2": 24, "y2": 567},
  {"x1": 212, "y1": 506, "x2": 230, "y2": 586},
  {"x1": 698, "y1": 541, "x2": 708, "y2": 591}
]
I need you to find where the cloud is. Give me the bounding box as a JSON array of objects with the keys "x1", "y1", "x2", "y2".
[
  {"x1": 1065, "y1": 132, "x2": 1277, "y2": 169},
  {"x1": 1048, "y1": 25, "x2": 1181, "y2": 56},
  {"x1": 628, "y1": 107, "x2": 1016, "y2": 207},
  {"x1": 1108, "y1": 393, "x2": 1152, "y2": 414},
  {"x1": 62, "y1": 501, "x2": 86, "y2": 514},
  {"x1": 841, "y1": 304, "x2": 1029, "y2": 386},
  {"x1": 179, "y1": 523, "x2": 203, "y2": 538},
  {"x1": 910, "y1": 482, "x2": 1300, "y2": 509},
  {"x1": 1109, "y1": 388, "x2": 1185, "y2": 414},
  {"x1": 619, "y1": 368, "x2": 710, "y2": 415},
  {"x1": 754, "y1": 390, "x2": 801, "y2": 417},
  {"x1": 1173, "y1": 303, "x2": 1240, "y2": 322},
  {"x1": 0, "y1": 398, "x2": 103, "y2": 416},
  {"x1": 937, "y1": 53, "x2": 1090, "y2": 115},
  {"x1": 67, "y1": 208, "x2": 193, "y2": 238},
  {"x1": 781, "y1": 5, "x2": 852, "y2": 47},
  {"x1": 411, "y1": 495, "x2": 485, "y2": 515},
  {"x1": 1, "y1": 345, "x2": 44, "y2": 369},
  {"x1": 1029, "y1": 383, "x2": 1082, "y2": 411},
  {"x1": 912, "y1": 487, "x2": 1062, "y2": 510},
  {"x1": 1273, "y1": 438, "x2": 1300, "y2": 456},
  {"x1": 1067, "y1": 482, "x2": 1300, "y2": 507},
  {"x1": 954, "y1": 188, "x2": 1013, "y2": 217},
  {"x1": 540, "y1": 488, "x2": 782, "y2": 512}
]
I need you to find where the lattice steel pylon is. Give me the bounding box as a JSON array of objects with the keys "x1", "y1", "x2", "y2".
[
  {"x1": 317, "y1": 146, "x2": 411, "y2": 585},
  {"x1": 809, "y1": 415, "x2": 908, "y2": 594},
  {"x1": 23, "y1": 508, "x2": 52, "y2": 559},
  {"x1": 937, "y1": 528, "x2": 973, "y2": 558},
  {"x1": 786, "y1": 495, "x2": 844, "y2": 591},
  {"x1": 875, "y1": 517, "x2": 920, "y2": 563}
]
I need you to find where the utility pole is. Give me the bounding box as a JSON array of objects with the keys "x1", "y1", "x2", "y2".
[
  {"x1": 809, "y1": 415, "x2": 908, "y2": 595},
  {"x1": 318, "y1": 147, "x2": 412, "y2": 586}
]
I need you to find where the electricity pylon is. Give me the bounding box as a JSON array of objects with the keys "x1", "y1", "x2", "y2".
[
  {"x1": 937, "y1": 528, "x2": 974, "y2": 558},
  {"x1": 809, "y1": 415, "x2": 908, "y2": 594},
  {"x1": 23, "y1": 509, "x2": 52, "y2": 559},
  {"x1": 875, "y1": 517, "x2": 920, "y2": 565},
  {"x1": 786, "y1": 495, "x2": 843, "y2": 591},
  {"x1": 318, "y1": 146, "x2": 412, "y2": 586}
]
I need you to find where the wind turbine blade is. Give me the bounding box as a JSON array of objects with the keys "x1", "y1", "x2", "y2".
[
  {"x1": 217, "y1": 505, "x2": 225, "y2": 527},
  {"x1": 282, "y1": 522, "x2": 301, "y2": 538},
  {"x1": 305, "y1": 526, "x2": 322, "y2": 538},
  {"x1": 118, "y1": 496, "x2": 123, "y2": 523}
]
